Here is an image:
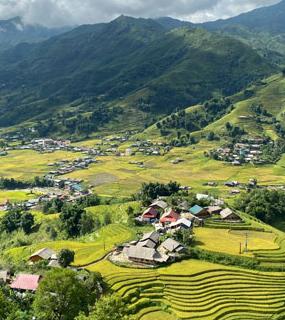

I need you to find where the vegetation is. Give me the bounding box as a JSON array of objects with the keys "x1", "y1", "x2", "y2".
[
  {"x1": 58, "y1": 249, "x2": 75, "y2": 267},
  {"x1": 76, "y1": 295, "x2": 131, "y2": 320},
  {"x1": 1, "y1": 208, "x2": 34, "y2": 234},
  {"x1": 235, "y1": 189, "x2": 285, "y2": 224},
  {"x1": 33, "y1": 269, "x2": 101, "y2": 320},
  {"x1": 138, "y1": 181, "x2": 180, "y2": 204}
]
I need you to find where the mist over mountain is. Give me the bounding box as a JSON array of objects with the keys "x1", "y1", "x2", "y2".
[{"x1": 0, "y1": 16, "x2": 72, "y2": 50}]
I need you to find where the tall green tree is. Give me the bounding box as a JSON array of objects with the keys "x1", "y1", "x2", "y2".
[
  {"x1": 76, "y1": 295, "x2": 130, "y2": 320},
  {"x1": 58, "y1": 249, "x2": 75, "y2": 268},
  {"x1": 33, "y1": 269, "x2": 89, "y2": 320}
]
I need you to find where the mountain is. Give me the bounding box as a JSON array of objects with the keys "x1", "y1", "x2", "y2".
[
  {"x1": 194, "y1": 1, "x2": 285, "y2": 65},
  {"x1": 201, "y1": 0, "x2": 285, "y2": 34},
  {"x1": 0, "y1": 16, "x2": 275, "y2": 136},
  {"x1": 155, "y1": 17, "x2": 194, "y2": 30},
  {"x1": 0, "y1": 16, "x2": 72, "y2": 50}
]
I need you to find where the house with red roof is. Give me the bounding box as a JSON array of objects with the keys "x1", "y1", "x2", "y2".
[
  {"x1": 10, "y1": 274, "x2": 41, "y2": 292},
  {"x1": 141, "y1": 207, "x2": 159, "y2": 222},
  {"x1": 160, "y1": 208, "x2": 180, "y2": 225}
]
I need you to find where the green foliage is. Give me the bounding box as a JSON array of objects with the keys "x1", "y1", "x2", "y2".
[
  {"x1": 1, "y1": 209, "x2": 34, "y2": 234},
  {"x1": 0, "y1": 289, "x2": 17, "y2": 320},
  {"x1": 189, "y1": 247, "x2": 259, "y2": 269},
  {"x1": 174, "y1": 229, "x2": 193, "y2": 246},
  {"x1": 60, "y1": 204, "x2": 85, "y2": 238},
  {"x1": 58, "y1": 249, "x2": 75, "y2": 268},
  {"x1": 33, "y1": 269, "x2": 90, "y2": 320},
  {"x1": 0, "y1": 17, "x2": 273, "y2": 132},
  {"x1": 76, "y1": 294, "x2": 130, "y2": 320},
  {"x1": 235, "y1": 189, "x2": 285, "y2": 224},
  {"x1": 139, "y1": 181, "x2": 180, "y2": 203}
]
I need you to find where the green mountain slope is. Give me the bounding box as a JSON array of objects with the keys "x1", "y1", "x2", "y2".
[
  {"x1": 196, "y1": 1, "x2": 285, "y2": 65},
  {"x1": 0, "y1": 17, "x2": 275, "y2": 135},
  {"x1": 143, "y1": 73, "x2": 285, "y2": 142},
  {"x1": 201, "y1": 0, "x2": 285, "y2": 34}
]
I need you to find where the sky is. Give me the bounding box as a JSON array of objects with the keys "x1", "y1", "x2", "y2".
[{"x1": 0, "y1": 0, "x2": 281, "y2": 27}]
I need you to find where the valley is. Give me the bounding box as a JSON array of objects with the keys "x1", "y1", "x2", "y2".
[{"x1": 1, "y1": 2, "x2": 285, "y2": 319}]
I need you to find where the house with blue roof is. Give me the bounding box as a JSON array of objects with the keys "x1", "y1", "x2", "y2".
[{"x1": 189, "y1": 205, "x2": 209, "y2": 218}]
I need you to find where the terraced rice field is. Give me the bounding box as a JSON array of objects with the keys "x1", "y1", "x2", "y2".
[{"x1": 90, "y1": 260, "x2": 285, "y2": 319}]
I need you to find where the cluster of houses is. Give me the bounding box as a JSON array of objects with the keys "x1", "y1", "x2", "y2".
[
  {"x1": 209, "y1": 137, "x2": 267, "y2": 166},
  {"x1": 0, "y1": 178, "x2": 90, "y2": 211},
  {"x1": 127, "y1": 140, "x2": 172, "y2": 156},
  {"x1": 0, "y1": 249, "x2": 59, "y2": 294},
  {"x1": 47, "y1": 157, "x2": 97, "y2": 176},
  {"x1": 112, "y1": 197, "x2": 241, "y2": 266},
  {"x1": 3, "y1": 138, "x2": 103, "y2": 156},
  {"x1": 138, "y1": 198, "x2": 241, "y2": 231},
  {"x1": 111, "y1": 231, "x2": 186, "y2": 266}
]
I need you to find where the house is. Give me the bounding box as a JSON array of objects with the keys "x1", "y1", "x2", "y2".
[
  {"x1": 138, "y1": 231, "x2": 160, "y2": 249},
  {"x1": 189, "y1": 205, "x2": 209, "y2": 218},
  {"x1": 160, "y1": 208, "x2": 180, "y2": 224},
  {"x1": 124, "y1": 246, "x2": 168, "y2": 265},
  {"x1": 220, "y1": 208, "x2": 241, "y2": 221},
  {"x1": 178, "y1": 200, "x2": 189, "y2": 211},
  {"x1": 207, "y1": 206, "x2": 222, "y2": 215},
  {"x1": 181, "y1": 212, "x2": 203, "y2": 226},
  {"x1": 169, "y1": 218, "x2": 192, "y2": 231},
  {"x1": 29, "y1": 248, "x2": 56, "y2": 263},
  {"x1": 160, "y1": 238, "x2": 185, "y2": 254},
  {"x1": 150, "y1": 199, "x2": 168, "y2": 210},
  {"x1": 141, "y1": 207, "x2": 159, "y2": 222},
  {"x1": 10, "y1": 274, "x2": 41, "y2": 292}
]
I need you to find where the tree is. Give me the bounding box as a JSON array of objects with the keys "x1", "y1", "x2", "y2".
[
  {"x1": 0, "y1": 289, "x2": 17, "y2": 320},
  {"x1": 33, "y1": 269, "x2": 89, "y2": 320},
  {"x1": 58, "y1": 249, "x2": 75, "y2": 268},
  {"x1": 20, "y1": 212, "x2": 34, "y2": 234},
  {"x1": 79, "y1": 213, "x2": 95, "y2": 235},
  {"x1": 282, "y1": 68, "x2": 285, "y2": 77},
  {"x1": 76, "y1": 295, "x2": 129, "y2": 320},
  {"x1": 1, "y1": 209, "x2": 34, "y2": 234},
  {"x1": 60, "y1": 204, "x2": 85, "y2": 237}
]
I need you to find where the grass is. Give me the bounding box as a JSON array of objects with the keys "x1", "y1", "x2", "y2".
[
  {"x1": 5, "y1": 224, "x2": 135, "y2": 266},
  {"x1": 86, "y1": 201, "x2": 141, "y2": 224},
  {"x1": 195, "y1": 227, "x2": 278, "y2": 256}
]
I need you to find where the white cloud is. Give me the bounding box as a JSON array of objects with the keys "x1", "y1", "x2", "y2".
[{"x1": 0, "y1": 0, "x2": 281, "y2": 27}]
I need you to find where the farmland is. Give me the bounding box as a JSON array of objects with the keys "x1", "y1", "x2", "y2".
[{"x1": 89, "y1": 259, "x2": 285, "y2": 320}]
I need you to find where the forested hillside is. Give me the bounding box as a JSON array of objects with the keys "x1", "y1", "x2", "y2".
[{"x1": 0, "y1": 16, "x2": 274, "y2": 135}]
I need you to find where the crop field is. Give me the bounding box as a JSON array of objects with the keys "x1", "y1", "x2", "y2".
[
  {"x1": 89, "y1": 259, "x2": 285, "y2": 320},
  {"x1": 0, "y1": 150, "x2": 80, "y2": 180},
  {"x1": 195, "y1": 228, "x2": 278, "y2": 256},
  {"x1": 0, "y1": 189, "x2": 34, "y2": 203},
  {"x1": 5, "y1": 224, "x2": 135, "y2": 266},
  {"x1": 64, "y1": 142, "x2": 285, "y2": 197}
]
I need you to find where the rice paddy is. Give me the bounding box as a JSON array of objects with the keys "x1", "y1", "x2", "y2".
[
  {"x1": 89, "y1": 259, "x2": 285, "y2": 320},
  {"x1": 195, "y1": 228, "x2": 278, "y2": 256}
]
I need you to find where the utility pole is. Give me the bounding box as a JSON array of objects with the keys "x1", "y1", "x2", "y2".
[{"x1": 245, "y1": 232, "x2": 248, "y2": 253}]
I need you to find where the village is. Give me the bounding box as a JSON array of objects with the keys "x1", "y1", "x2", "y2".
[
  {"x1": 208, "y1": 137, "x2": 267, "y2": 166},
  {"x1": 110, "y1": 196, "x2": 241, "y2": 267}
]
